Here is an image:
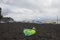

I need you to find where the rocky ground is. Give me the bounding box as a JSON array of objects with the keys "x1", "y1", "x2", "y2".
[{"x1": 0, "y1": 22, "x2": 60, "y2": 40}]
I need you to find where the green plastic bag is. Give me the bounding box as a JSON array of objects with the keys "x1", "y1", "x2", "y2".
[{"x1": 23, "y1": 29, "x2": 36, "y2": 36}]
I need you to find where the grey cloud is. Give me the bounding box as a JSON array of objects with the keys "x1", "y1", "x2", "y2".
[
  {"x1": 3, "y1": 0, "x2": 39, "y2": 9},
  {"x1": 0, "y1": 0, "x2": 60, "y2": 23}
]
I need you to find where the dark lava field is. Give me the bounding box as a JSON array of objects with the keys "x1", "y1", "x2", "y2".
[{"x1": 0, "y1": 22, "x2": 60, "y2": 40}]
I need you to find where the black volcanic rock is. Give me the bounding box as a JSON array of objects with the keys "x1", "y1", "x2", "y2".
[{"x1": 0, "y1": 23, "x2": 60, "y2": 40}]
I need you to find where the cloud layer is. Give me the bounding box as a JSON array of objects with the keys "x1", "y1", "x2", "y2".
[{"x1": 0, "y1": 0, "x2": 60, "y2": 22}]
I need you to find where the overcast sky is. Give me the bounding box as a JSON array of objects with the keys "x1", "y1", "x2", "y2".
[{"x1": 0, "y1": 0, "x2": 60, "y2": 22}]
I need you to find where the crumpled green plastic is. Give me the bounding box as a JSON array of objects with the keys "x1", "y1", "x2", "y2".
[{"x1": 23, "y1": 29, "x2": 36, "y2": 36}]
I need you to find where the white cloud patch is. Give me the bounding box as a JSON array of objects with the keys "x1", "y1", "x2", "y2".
[{"x1": 0, "y1": 0, "x2": 60, "y2": 22}]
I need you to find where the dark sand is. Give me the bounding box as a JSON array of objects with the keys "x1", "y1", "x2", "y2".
[{"x1": 0, "y1": 22, "x2": 60, "y2": 40}]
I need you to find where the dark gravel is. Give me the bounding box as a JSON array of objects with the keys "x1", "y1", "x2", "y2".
[{"x1": 0, "y1": 22, "x2": 60, "y2": 40}]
